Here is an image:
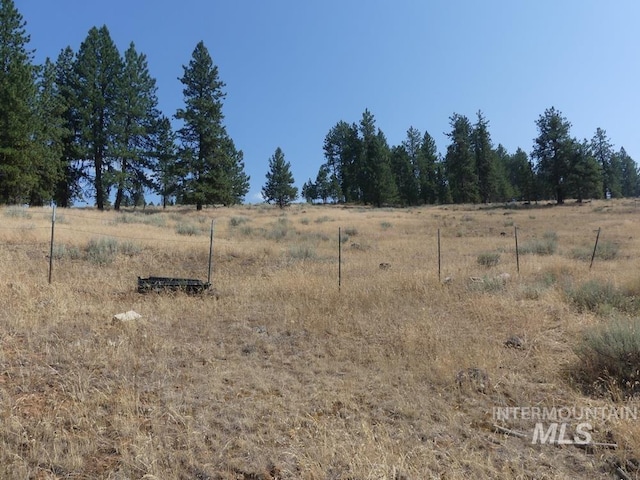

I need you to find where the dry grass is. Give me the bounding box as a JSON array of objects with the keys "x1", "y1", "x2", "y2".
[{"x1": 0, "y1": 200, "x2": 639, "y2": 478}]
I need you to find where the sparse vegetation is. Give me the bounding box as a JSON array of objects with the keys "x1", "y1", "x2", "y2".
[
  {"x1": 575, "y1": 318, "x2": 640, "y2": 397},
  {"x1": 0, "y1": 202, "x2": 639, "y2": 479},
  {"x1": 477, "y1": 251, "x2": 500, "y2": 267},
  {"x1": 519, "y1": 231, "x2": 558, "y2": 255}
]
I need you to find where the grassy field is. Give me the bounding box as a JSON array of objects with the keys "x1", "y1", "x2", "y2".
[{"x1": 1, "y1": 200, "x2": 640, "y2": 479}]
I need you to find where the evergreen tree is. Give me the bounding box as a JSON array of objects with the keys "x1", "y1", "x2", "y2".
[
  {"x1": 566, "y1": 139, "x2": 602, "y2": 202},
  {"x1": 506, "y1": 147, "x2": 535, "y2": 202},
  {"x1": 0, "y1": 0, "x2": 37, "y2": 203},
  {"x1": 323, "y1": 120, "x2": 360, "y2": 202},
  {"x1": 492, "y1": 144, "x2": 515, "y2": 202},
  {"x1": 590, "y1": 128, "x2": 620, "y2": 198},
  {"x1": 30, "y1": 58, "x2": 65, "y2": 205},
  {"x1": 74, "y1": 25, "x2": 123, "y2": 210},
  {"x1": 390, "y1": 144, "x2": 418, "y2": 206},
  {"x1": 112, "y1": 42, "x2": 160, "y2": 210},
  {"x1": 617, "y1": 147, "x2": 639, "y2": 197},
  {"x1": 301, "y1": 178, "x2": 317, "y2": 203},
  {"x1": 445, "y1": 113, "x2": 478, "y2": 203},
  {"x1": 358, "y1": 110, "x2": 397, "y2": 206},
  {"x1": 262, "y1": 147, "x2": 297, "y2": 208},
  {"x1": 417, "y1": 131, "x2": 439, "y2": 204},
  {"x1": 531, "y1": 107, "x2": 573, "y2": 204},
  {"x1": 175, "y1": 41, "x2": 248, "y2": 209},
  {"x1": 472, "y1": 111, "x2": 497, "y2": 203},
  {"x1": 54, "y1": 46, "x2": 84, "y2": 207},
  {"x1": 153, "y1": 116, "x2": 179, "y2": 208}
]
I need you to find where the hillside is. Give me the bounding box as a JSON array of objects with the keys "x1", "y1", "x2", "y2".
[{"x1": 1, "y1": 201, "x2": 639, "y2": 479}]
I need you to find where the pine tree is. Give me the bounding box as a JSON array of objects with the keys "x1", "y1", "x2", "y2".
[
  {"x1": 112, "y1": 42, "x2": 160, "y2": 210},
  {"x1": 617, "y1": 147, "x2": 639, "y2": 197},
  {"x1": 0, "y1": 0, "x2": 37, "y2": 203},
  {"x1": 323, "y1": 120, "x2": 359, "y2": 202},
  {"x1": 54, "y1": 46, "x2": 83, "y2": 207},
  {"x1": 531, "y1": 107, "x2": 573, "y2": 204},
  {"x1": 590, "y1": 128, "x2": 620, "y2": 198},
  {"x1": 472, "y1": 111, "x2": 497, "y2": 203},
  {"x1": 74, "y1": 25, "x2": 123, "y2": 210},
  {"x1": 153, "y1": 116, "x2": 179, "y2": 208},
  {"x1": 358, "y1": 110, "x2": 397, "y2": 207},
  {"x1": 566, "y1": 139, "x2": 602, "y2": 202},
  {"x1": 30, "y1": 58, "x2": 65, "y2": 205},
  {"x1": 175, "y1": 41, "x2": 248, "y2": 209},
  {"x1": 445, "y1": 113, "x2": 478, "y2": 203},
  {"x1": 262, "y1": 147, "x2": 297, "y2": 208},
  {"x1": 417, "y1": 131, "x2": 439, "y2": 204}
]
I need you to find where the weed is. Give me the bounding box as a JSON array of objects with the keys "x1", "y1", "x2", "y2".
[
  {"x1": 477, "y1": 252, "x2": 500, "y2": 267},
  {"x1": 574, "y1": 318, "x2": 640, "y2": 397},
  {"x1": 381, "y1": 221, "x2": 392, "y2": 230},
  {"x1": 176, "y1": 223, "x2": 201, "y2": 236},
  {"x1": 86, "y1": 238, "x2": 119, "y2": 265}
]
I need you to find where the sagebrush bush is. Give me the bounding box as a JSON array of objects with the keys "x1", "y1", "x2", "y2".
[
  {"x1": 86, "y1": 238, "x2": 119, "y2": 265},
  {"x1": 176, "y1": 223, "x2": 201, "y2": 236},
  {"x1": 565, "y1": 279, "x2": 635, "y2": 314},
  {"x1": 477, "y1": 252, "x2": 500, "y2": 267},
  {"x1": 575, "y1": 318, "x2": 640, "y2": 397},
  {"x1": 229, "y1": 216, "x2": 250, "y2": 227},
  {"x1": 288, "y1": 244, "x2": 317, "y2": 261},
  {"x1": 570, "y1": 241, "x2": 619, "y2": 261},
  {"x1": 519, "y1": 233, "x2": 557, "y2": 255}
]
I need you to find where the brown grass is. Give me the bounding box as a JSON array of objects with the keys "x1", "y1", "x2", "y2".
[{"x1": 0, "y1": 200, "x2": 639, "y2": 478}]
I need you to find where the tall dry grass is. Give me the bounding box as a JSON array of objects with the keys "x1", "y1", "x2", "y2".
[{"x1": 0, "y1": 200, "x2": 639, "y2": 478}]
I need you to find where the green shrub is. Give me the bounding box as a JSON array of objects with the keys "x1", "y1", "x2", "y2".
[
  {"x1": 571, "y1": 241, "x2": 619, "y2": 262},
  {"x1": 52, "y1": 244, "x2": 82, "y2": 260},
  {"x1": 477, "y1": 252, "x2": 500, "y2": 267},
  {"x1": 468, "y1": 276, "x2": 505, "y2": 293},
  {"x1": 119, "y1": 241, "x2": 142, "y2": 256},
  {"x1": 86, "y1": 238, "x2": 119, "y2": 265},
  {"x1": 229, "y1": 216, "x2": 250, "y2": 227},
  {"x1": 176, "y1": 223, "x2": 201, "y2": 236},
  {"x1": 380, "y1": 221, "x2": 392, "y2": 230},
  {"x1": 288, "y1": 244, "x2": 317, "y2": 261},
  {"x1": 4, "y1": 206, "x2": 31, "y2": 219},
  {"x1": 267, "y1": 218, "x2": 292, "y2": 241},
  {"x1": 575, "y1": 318, "x2": 640, "y2": 397},
  {"x1": 314, "y1": 215, "x2": 332, "y2": 224},
  {"x1": 299, "y1": 217, "x2": 310, "y2": 225},
  {"x1": 519, "y1": 232, "x2": 557, "y2": 255},
  {"x1": 344, "y1": 227, "x2": 358, "y2": 236},
  {"x1": 565, "y1": 279, "x2": 635, "y2": 314}
]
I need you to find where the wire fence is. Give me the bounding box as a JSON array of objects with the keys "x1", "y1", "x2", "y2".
[{"x1": 0, "y1": 206, "x2": 609, "y2": 291}]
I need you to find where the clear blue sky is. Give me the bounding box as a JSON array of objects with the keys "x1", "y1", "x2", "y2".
[{"x1": 17, "y1": 0, "x2": 640, "y2": 204}]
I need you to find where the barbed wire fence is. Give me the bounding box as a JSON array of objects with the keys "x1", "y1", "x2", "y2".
[{"x1": 0, "y1": 206, "x2": 608, "y2": 292}]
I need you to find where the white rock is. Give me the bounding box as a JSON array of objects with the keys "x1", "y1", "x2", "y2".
[{"x1": 112, "y1": 310, "x2": 142, "y2": 322}]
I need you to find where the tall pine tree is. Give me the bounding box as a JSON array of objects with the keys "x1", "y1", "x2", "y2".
[
  {"x1": 112, "y1": 42, "x2": 160, "y2": 210},
  {"x1": 445, "y1": 113, "x2": 478, "y2": 203},
  {"x1": 175, "y1": 41, "x2": 248, "y2": 209},
  {"x1": 531, "y1": 107, "x2": 573, "y2": 204},
  {"x1": 0, "y1": 0, "x2": 37, "y2": 203},
  {"x1": 74, "y1": 26, "x2": 123, "y2": 210}
]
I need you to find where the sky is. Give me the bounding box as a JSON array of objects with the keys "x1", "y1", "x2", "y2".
[{"x1": 16, "y1": 0, "x2": 640, "y2": 204}]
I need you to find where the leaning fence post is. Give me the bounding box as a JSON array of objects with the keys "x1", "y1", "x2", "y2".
[
  {"x1": 48, "y1": 205, "x2": 56, "y2": 284},
  {"x1": 589, "y1": 227, "x2": 601, "y2": 270},
  {"x1": 437, "y1": 228, "x2": 441, "y2": 282},
  {"x1": 338, "y1": 227, "x2": 342, "y2": 290},
  {"x1": 514, "y1": 226, "x2": 519, "y2": 274},
  {"x1": 207, "y1": 220, "x2": 214, "y2": 286}
]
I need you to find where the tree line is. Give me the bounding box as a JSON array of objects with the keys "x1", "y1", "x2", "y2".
[
  {"x1": 302, "y1": 108, "x2": 638, "y2": 206},
  {"x1": 2, "y1": 0, "x2": 637, "y2": 210},
  {"x1": 0, "y1": 0, "x2": 249, "y2": 210}
]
